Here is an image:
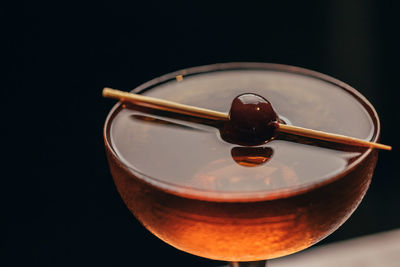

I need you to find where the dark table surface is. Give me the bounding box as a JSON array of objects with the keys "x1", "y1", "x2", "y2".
[{"x1": 4, "y1": 1, "x2": 399, "y2": 266}]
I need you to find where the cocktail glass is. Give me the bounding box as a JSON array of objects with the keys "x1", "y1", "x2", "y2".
[{"x1": 103, "y1": 63, "x2": 380, "y2": 267}]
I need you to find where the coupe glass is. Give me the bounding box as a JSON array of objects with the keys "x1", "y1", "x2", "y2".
[{"x1": 103, "y1": 63, "x2": 379, "y2": 267}]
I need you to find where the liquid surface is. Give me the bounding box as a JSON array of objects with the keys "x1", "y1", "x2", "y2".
[{"x1": 109, "y1": 69, "x2": 375, "y2": 195}]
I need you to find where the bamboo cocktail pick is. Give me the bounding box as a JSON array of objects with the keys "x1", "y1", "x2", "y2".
[{"x1": 103, "y1": 88, "x2": 392, "y2": 151}]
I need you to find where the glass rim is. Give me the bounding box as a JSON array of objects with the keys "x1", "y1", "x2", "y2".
[{"x1": 103, "y1": 62, "x2": 380, "y2": 202}]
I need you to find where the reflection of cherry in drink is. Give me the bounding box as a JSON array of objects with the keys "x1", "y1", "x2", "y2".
[
  {"x1": 221, "y1": 93, "x2": 279, "y2": 146},
  {"x1": 231, "y1": 146, "x2": 273, "y2": 167}
]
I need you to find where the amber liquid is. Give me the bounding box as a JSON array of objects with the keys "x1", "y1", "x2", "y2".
[{"x1": 104, "y1": 64, "x2": 379, "y2": 261}]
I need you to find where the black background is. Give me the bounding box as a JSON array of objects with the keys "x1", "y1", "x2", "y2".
[{"x1": 4, "y1": 1, "x2": 399, "y2": 266}]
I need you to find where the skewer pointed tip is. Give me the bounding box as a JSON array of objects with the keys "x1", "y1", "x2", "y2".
[{"x1": 102, "y1": 87, "x2": 113, "y2": 97}]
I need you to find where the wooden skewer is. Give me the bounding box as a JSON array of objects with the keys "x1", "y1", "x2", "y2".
[
  {"x1": 278, "y1": 124, "x2": 391, "y2": 151},
  {"x1": 103, "y1": 87, "x2": 229, "y2": 121},
  {"x1": 103, "y1": 88, "x2": 392, "y2": 151}
]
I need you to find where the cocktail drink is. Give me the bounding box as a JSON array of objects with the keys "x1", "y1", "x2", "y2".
[{"x1": 103, "y1": 63, "x2": 380, "y2": 266}]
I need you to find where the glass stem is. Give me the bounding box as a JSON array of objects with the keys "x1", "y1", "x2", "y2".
[{"x1": 228, "y1": 260, "x2": 267, "y2": 267}]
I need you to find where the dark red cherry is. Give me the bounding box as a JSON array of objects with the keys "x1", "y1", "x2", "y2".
[{"x1": 220, "y1": 93, "x2": 279, "y2": 146}]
